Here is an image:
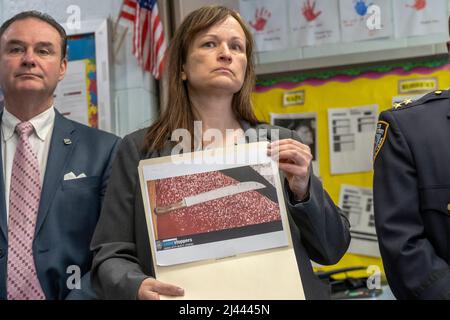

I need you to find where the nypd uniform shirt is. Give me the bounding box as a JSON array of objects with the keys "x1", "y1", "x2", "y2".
[{"x1": 373, "y1": 90, "x2": 450, "y2": 300}]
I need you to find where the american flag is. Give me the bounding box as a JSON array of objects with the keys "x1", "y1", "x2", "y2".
[{"x1": 119, "y1": 0, "x2": 167, "y2": 79}]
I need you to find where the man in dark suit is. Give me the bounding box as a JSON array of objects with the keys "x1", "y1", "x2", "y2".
[
  {"x1": 0, "y1": 11, "x2": 120, "y2": 299},
  {"x1": 373, "y1": 90, "x2": 450, "y2": 299}
]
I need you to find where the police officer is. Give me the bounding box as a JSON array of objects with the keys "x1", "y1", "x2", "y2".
[{"x1": 373, "y1": 90, "x2": 450, "y2": 300}]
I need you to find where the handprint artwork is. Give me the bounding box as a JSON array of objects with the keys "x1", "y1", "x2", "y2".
[
  {"x1": 302, "y1": 0, "x2": 322, "y2": 22},
  {"x1": 340, "y1": 0, "x2": 393, "y2": 42},
  {"x1": 354, "y1": 0, "x2": 372, "y2": 16},
  {"x1": 406, "y1": 0, "x2": 426, "y2": 11},
  {"x1": 249, "y1": 7, "x2": 271, "y2": 31},
  {"x1": 239, "y1": 0, "x2": 289, "y2": 51},
  {"x1": 289, "y1": 0, "x2": 340, "y2": 47},
  {"x1": 393, "y1": 0, "x2": 445, "y2": 38}
]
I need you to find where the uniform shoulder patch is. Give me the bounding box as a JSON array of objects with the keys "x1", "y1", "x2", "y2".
[{"x1": 373, "y1": 120, "x2": 389, "y2": 162}]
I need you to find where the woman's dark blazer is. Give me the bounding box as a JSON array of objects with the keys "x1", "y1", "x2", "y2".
[{"x1": 90, "y1": 122, "x2": 350, "y2": 300}]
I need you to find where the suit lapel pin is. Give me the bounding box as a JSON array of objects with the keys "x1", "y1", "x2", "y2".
[{"x1": 63, "y1": 138, "x2": 72, "y2": 145}]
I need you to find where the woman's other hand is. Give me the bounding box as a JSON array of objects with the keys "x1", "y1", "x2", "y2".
[{"x1": 137, "y1": 278, "x2": 185, "y2": 300}]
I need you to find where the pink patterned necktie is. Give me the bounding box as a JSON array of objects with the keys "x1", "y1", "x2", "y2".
[{"x1": 7, "y1": 122, "x2": 45, "y2": 300}]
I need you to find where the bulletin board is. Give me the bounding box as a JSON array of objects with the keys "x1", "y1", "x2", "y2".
[
  {"x1": 251, "y1": 56, "x2": 450, "y2": 277},
  {"x1": 58, "y1": 19, "x2": 113, "y2": 133},
  {"x1": 54, "y1": 33, "x2": 99, "y2": 127}
]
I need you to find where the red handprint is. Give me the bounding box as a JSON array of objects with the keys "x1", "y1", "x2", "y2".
[
  {"x1": 302, "y1": 0, "x2": 322, "y2": 22},
  {"x1": 406, "y1": 0, "x2": 427, "y2": 11},
  {"x1": 249, "y1": 7, "x2": 271, "y2": 31}
]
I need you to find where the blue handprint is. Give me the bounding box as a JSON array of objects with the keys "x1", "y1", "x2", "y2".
[{"x1": 354, "y1": 0, "x2": 372, "y2": 16}]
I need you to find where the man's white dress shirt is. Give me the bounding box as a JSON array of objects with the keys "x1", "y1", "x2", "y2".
[{"x1": 1, "y1": 106, "x2": 55, "y2": 221}]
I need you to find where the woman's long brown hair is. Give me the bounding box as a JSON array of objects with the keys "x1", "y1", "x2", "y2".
[{"x1": 143, "y1": 5, "x2": 259, "y2": 152}]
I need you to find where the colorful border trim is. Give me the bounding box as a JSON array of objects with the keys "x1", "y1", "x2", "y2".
[{"x1": 255, "y1": 58, "x2": 450, "y2": 92}]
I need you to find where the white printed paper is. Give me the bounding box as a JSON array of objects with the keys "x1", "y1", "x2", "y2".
[
  {"x1": 289, "y1": 0, "x2": 340, "y2": 47},
  {"x1": 270, "y1": 112, "x2": 319, "y2": 176},
  {"x1": 328, "y1": 105, "x2": 378, "y2": 174},
  {"x1": 140, "y1": 142, "x2": 290, "y2": 266},
  {"x1": 339, "y1": 0, "x2": 393, "y2": 42},
  {"x1": 339, "y1": 185, "x2": 380, "y2": 257},
  {"x1": 138, "y1": 143, "x2": 305, "y2": 300},
  {"x1": 239, "y1": 0, "x2": 289, "y2": 52},
  {"x1": 394, "y1": 0, "x2": 447, "y2": 37},
  {"x1": 54, "y1": 60, "x2": 89, "y2": 125}
]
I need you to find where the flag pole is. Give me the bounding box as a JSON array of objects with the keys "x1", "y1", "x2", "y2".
[
  {"x1": 113, "y1": 1, "x2": 129, "y2": 63},
  {"x1": 113, "y1": 0, "x2": 125, "y2": 36}
]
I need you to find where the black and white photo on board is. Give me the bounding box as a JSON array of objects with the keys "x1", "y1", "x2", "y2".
[{"x1": 270, "y1": 112, "x2": 319, "y2": 175}]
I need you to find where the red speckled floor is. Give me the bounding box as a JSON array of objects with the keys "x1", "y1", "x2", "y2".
[{"x1": 155, "y1": 170, "x2": 280, "y2": 240}]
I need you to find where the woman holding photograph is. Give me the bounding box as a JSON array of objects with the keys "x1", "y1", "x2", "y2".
[{"x1": 90, "y1": 6, "x2": 350, "y2": 300}]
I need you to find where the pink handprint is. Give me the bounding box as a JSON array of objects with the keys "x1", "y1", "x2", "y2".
[
  {"x1": 302, "y1": 0, "x2": 322, "y2": 22},
  {"x1": 249, "y1": 7, "x2": 271, "y2": 31},
  {"x1": 406, "y1": 0, "x2": 426, "y2": 11}
]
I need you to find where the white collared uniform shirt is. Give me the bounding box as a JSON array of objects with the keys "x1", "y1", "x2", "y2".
[{"x1": 1, "y1": 106, "x2": 55, "y2": 221}]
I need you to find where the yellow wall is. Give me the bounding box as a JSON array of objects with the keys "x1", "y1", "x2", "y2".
[{"x1": 252, "y1": 60, "x2": 450, "y2": 278}]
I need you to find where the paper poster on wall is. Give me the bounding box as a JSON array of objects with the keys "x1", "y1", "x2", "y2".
[
  {"x1": 54, "y1": 60, "x2": 89, "y2": 126},
  {"x1": 398, "y1": 77, "x2": 438, "y2": 95},
  {"x1": 328, "y1": 105, "x2": 378, "y2": 174},
  {"x1": 283, "y1": 90, "x2": 305, "y2": 106},
  {"x1": 394, "y1": 0, "x2": 447, "y2": 38},
  {"x1": 56, "y1": 33, "x2": 99, "y2": 128},
  {"x1": 339, "y1": 0, "x2": 393, "y2": 42},
  {"x1": 239, "y1": 0, "x2": 289, "y2": 52},
  {"x1": 339, "y1": 185, "x2": 380, "y2": 257},
  {"x1": 289, "y1": 0, "x2": 340, "y2": 47},
  {"x1": 270, "y1": 113, "x2": 319, "y2": 175}
]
